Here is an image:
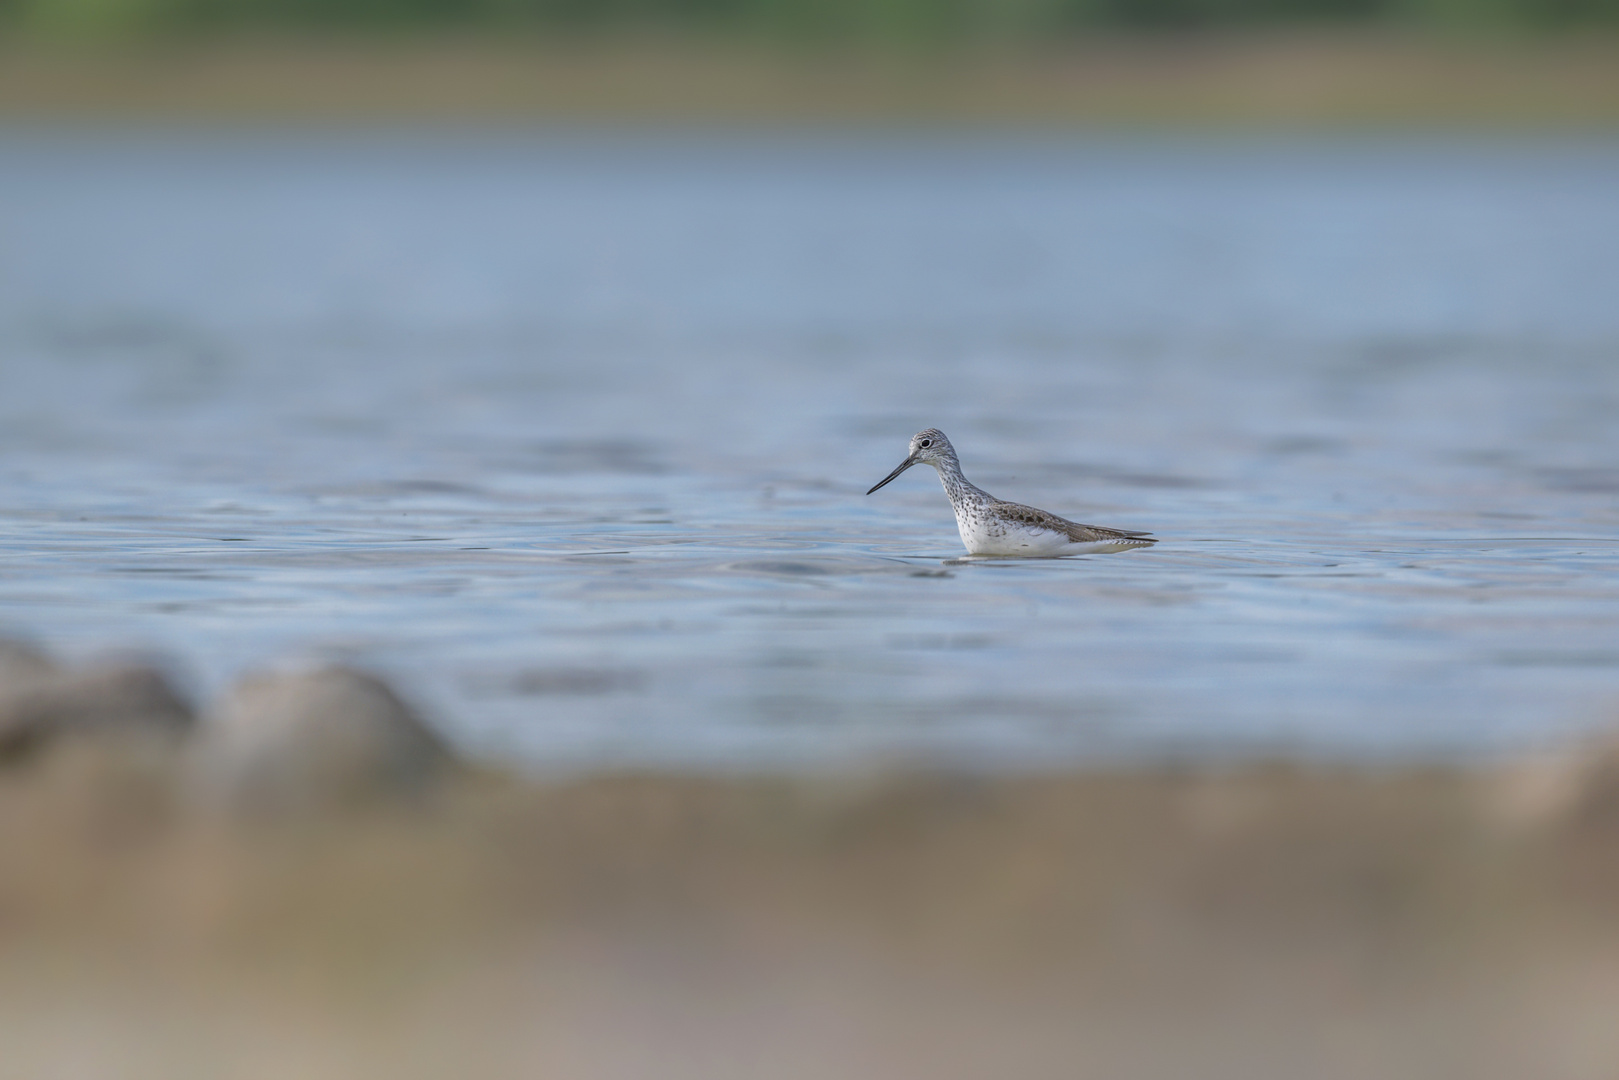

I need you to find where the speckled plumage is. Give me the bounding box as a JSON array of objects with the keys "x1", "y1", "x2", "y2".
[{"x1": 866, "y1": 428, "x2": 1154, "y2": 557}]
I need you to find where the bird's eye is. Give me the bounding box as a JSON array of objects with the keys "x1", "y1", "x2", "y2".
[{"x1": 919, "y1": 439, "x2": 932, "y2": 448}]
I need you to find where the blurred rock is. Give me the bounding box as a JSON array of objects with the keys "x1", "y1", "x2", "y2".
[
  {"x1": 1489, "y1": 732, "x2": 1619, "y2": 835},
  {"x1": 0, "y1": 639, "x2": 57, "y2": 685},
  {"x1": 1535, "y1": 735, "x2": 1619, "y2": 835},
  {"x1": 197, "y1": 666, "x2": 452, "y2": 812},
  {"x1": 0, "y1": 644, "x2": 194, "y2": 760}
]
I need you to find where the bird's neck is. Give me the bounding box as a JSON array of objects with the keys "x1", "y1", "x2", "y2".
[{"x1": 934, "y1": 455, "x2": 989, "y2": 508}]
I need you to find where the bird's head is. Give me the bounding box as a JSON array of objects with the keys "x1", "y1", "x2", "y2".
[{"x1": 867, "y1": 429, "x2": 955, "y2": 494}]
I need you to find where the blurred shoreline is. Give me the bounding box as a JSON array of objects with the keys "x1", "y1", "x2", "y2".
[
  {"x1": 8, "y1": 733, "x2": 1619, "y2": 1077},
  {"x1": 6, "y1": 645, "x2": 1619, "y2": 1076},
  {"x1": 3, "y1": 32, "x2": 1619, "y2": 124}
]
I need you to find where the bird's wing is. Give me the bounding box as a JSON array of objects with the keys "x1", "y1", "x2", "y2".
[{"x1": 990, "y1": 501, "x2": 1156, "y2": 544}]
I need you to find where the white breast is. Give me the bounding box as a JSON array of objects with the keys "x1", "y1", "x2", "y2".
[{"x1": 956, "y1": 511, "x2": 1078, "y2": 556}]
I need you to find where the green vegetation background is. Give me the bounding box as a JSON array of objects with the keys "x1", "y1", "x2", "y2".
[{"x1": 7, "y1": 0, "x2": 1616, "y2": 42}]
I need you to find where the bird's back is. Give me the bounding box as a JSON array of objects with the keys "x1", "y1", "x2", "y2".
[{"x1": 989, "y1": 500, "x2": 1155, "y2": 545}]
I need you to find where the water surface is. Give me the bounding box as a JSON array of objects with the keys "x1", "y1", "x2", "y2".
[{"x1": 3, "y1": 130, "x2": 1618, "y2": 768}]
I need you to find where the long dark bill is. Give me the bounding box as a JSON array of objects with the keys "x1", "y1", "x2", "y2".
[{"x1": 866, "y1": 455, "x2": 917, "y2": 495}]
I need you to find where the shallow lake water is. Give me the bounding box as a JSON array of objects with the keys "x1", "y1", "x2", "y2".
[{"x1": 2, "y1": 129, "x2": 1618, "y2": 769}]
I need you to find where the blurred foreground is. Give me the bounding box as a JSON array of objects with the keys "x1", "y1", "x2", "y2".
[{"x1": 5, "y1": 646, "x2": 1619, "y2": 1078}]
